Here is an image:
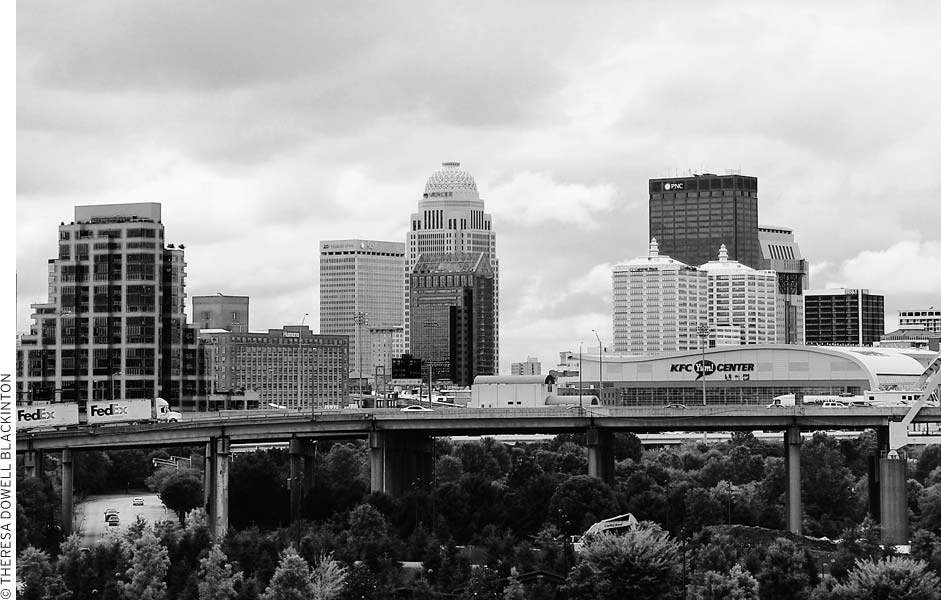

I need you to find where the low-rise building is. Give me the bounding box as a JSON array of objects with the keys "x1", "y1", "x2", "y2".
[{"x1": 198, "y1": 326, "x2": 349, "y2": 410}]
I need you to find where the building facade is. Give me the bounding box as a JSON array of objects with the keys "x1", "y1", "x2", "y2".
[
  {"x1": 898, "y1": 308, "x2": 941, "y2": 334},
  {"x1": 319, "y1": 239, "x2": 405, "y2": 386},
  {"x1": 408, "y1": 252, "x2": 495, "y2": 386},
  {"x1": 805, "y1": 289, "x2": 885, "y2": 346},
  {"x1": 369, "y1": 325, "x2": 403, "y2": 395},
  {"x1": 15, "y1": 203, "x2": 205, "y2": 410},
  {"x1": 758, "y1": 225, "x2": 808, "y2": 344},
  {"x1": 649, "y1": 173, "x2": 762, "y2": 270},
  {"x1": 612, "y1": 239, "x2": 708, "y2": 355},
  {"x1": 198, "y1": 326, "x2": 349, "y2": 410},
  {"x1": 511, "y1": 356, "x2": 542, "y2": 376},
  {"x1": 405, "y1": 163, "x2": 498, "y2": 367},
  {"x1": 701, "y1": 244, "x2": 779, "y2": 346},
  {"x1": 569, "y1": 345, "x2": 930, "y2": 407},
  {"x1": 192, "y1": 294, "x2": 249, "y2": 332}
]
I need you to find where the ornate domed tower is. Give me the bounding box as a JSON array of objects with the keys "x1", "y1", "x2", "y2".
[{"x1": 405, "y1": 162, "x2": 499, "y2": 372}]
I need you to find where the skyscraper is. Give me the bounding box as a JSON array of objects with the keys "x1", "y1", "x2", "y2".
[
  {"x1": 15, "y1": 203, "x2": 204, "y2": 409},
  {"x1": 319, "y1": 240, "x2": 405, "y2": 388},
  {"x1": 700, "y1": 244, "x2": 779, "y2": 345},
  {"x1": 409, "y1": 252, "x2": 495, "y2": 386},
  {"x1": 758, "y1": 226, "x2": 808, "y2": 344},
  {"x1": 805, "y1": 289, "x2": 885, "y2": 346},
  {"x1": 649, "y1": 173, "x2": 761, "y2": 270},
  {"x1": 612, "y1": 238, "x2": 708, "y2": 355},
  {"x1": 405, "y1": 163, "x2": 498, "y2": 367},
  {"x1": 192, "y1": 294, "x2": 249, "y2": 332}
]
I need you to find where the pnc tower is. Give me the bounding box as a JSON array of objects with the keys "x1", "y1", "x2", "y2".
[
  {"x1": 649, "y1": 173, "x2": 762, "y2": 270},
  {"x1": 405, "y1": 162, "x2": 499, "y2": 367}
]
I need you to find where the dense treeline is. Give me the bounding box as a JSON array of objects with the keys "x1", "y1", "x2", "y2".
[{"x1": 16, "y1": 432, "x2": 941, "y2": 598}]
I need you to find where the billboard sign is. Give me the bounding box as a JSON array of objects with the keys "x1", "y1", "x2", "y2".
[
  {"x1": 87, "y1": 399, "x2": 153, "y2": 424},
  {"x1": 17, "y1": 402, "x2": 80, "y2": 430},
  {"x1": 392, "y1": 355, "x2": 424, "y2": 379}
]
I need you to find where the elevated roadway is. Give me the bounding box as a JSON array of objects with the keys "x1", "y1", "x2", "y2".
[
  {"x1": 19, "y1": 405, "x2": 940, "y2": 545},
  {"x1": 17, "y1": 405, "x2": 941, "y2": 452}
]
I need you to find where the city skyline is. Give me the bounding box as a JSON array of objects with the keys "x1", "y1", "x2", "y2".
[{"x1": 15, "y1": 2, "x2": 941, "y2": 375}]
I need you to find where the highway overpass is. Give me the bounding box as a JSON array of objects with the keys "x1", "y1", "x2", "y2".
[{"x1": 19, "y1": 405, "x2": 941, "y2": 545}]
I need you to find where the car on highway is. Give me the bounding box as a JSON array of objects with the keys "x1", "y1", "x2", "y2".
[
  {"x1": 108, "y1": 517, "x2": 120, "y2": 527},
  {"x1": 104, "y1": 508, "x2": 118, "y2": 520},
  {"x1": 663, "y1": 403, "x2": 688, "y2": 410},
  {"x1": 821, "y1": 400, "x2": 849, "y2": 408},
  {"x1": 400, "y1": 405, "x2": 434, "y2": 412},
  {"x1": 132, "y1": 497, "x2": 144, "y2": 506}
]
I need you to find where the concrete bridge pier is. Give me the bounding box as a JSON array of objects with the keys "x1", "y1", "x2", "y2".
[
  {"x1": 784, "y1": 427, "x2": 802, "y2": 535},
  {"x1": 289, "y1": 438, "x2": 316, "y2": 521},
  {"x1": 61, "y1": 448, "x2": 74, "y2": 537},
  {"x1": 586, "y1": 428, "x2": 615, "y2": 486},
  {"x1": 868, "y1": 427, "x2": 909, "y2": 545},
  {"x1": 878, "y1": 457, "x2": 909, "y2": 545},
  {"x1": 369, "y1": 431, "x2": 434, "y2": 496},
  {"x1": 207, "y1": 436, "x2": 231, "y2": 540},
  {"x1": 203, "y1": 441, "x2": 213, "y2": 514},
  {"x1": 22, "y1": 450, "x2": 40, "y2": 478}
]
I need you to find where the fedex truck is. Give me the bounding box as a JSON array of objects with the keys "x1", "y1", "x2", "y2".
[{"x1": 17, "y1": 397, "x2": 182, "y2": 431}]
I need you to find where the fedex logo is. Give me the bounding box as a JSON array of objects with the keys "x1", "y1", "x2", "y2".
[
  {"x1": 90, "y1": 404, "x2": 129, "y2": 417},
  {"x1": 18, "y1": 407, "x2": 56, "y2": 421}
]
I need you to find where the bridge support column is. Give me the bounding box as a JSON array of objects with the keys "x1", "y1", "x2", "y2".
[
  {"x1": 61, "y1": 449, "x2": 74, "y2": 537},
  {"x1": 22, "y1": 451, "x2": 39, "y2": 478},
  {"x1": 203, "y1": 442, "x2": 213, "y2": 515},
  {"x1": 586, "y1": 428, "x2": 615, "y2": 486},
  {"x1": 369, "y1": 431, "x2": 434, "y2": 496},
  {"x1": 784, "y1": 427, "x2": 802, "y2": 535},
  {"x1": 208, "y1": 437, "x2": 231, "y2": 540},
  {"x1": 879, "y1": 456, "x2": 909, "y2": 545},
  {"x1": 867, "y1": 427, "x2": 889, "y2": 521},
  {"x1": 289, "y1": 438, "x2": 316, "y2": 522}
]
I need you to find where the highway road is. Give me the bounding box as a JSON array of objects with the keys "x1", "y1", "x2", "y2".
[{"x1": 74, "y1": 492, "x2": 178, "y2": 545}]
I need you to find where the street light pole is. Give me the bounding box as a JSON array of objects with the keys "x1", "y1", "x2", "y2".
[
  {"x1": 299, "y1": 313, "x2": 308, "y2": 410},
  {"x1": 354, "y1": 312, "x2": 368, "y2": 403},
  {"x1": 578, "y1": 341, "x2": 583, "y2": 409},
  {"x1": 592, "y1": 329, "x2": 603, "y2": 405},
  {"x1": 697, "y1": 323, "x2": 709, "y2": 406}
]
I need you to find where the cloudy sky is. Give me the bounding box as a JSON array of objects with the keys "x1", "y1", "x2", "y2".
[{"x1": 15, "y1": 1, "x2": 941, "y2": 373}]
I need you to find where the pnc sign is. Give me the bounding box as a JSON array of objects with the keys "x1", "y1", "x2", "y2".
[
  {"x1": 663, "y1": 182, "x2": 685, "y2": 191},
  {"x1": 670, "y1": 360, "x2": 755, "y2": 380}
]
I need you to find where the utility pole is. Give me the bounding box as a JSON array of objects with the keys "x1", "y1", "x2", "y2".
[{"x1": 592, "y1": 329, "x2": 603, "y2": 404}]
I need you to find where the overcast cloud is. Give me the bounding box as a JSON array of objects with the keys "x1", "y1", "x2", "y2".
[{"x1": 16, "y1": 0, "x2": 941, "y2": 373}]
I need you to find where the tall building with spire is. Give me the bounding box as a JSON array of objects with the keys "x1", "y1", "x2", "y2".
[{"x1": 405, "y1": 162, "x2": 499, "y2": 367}]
